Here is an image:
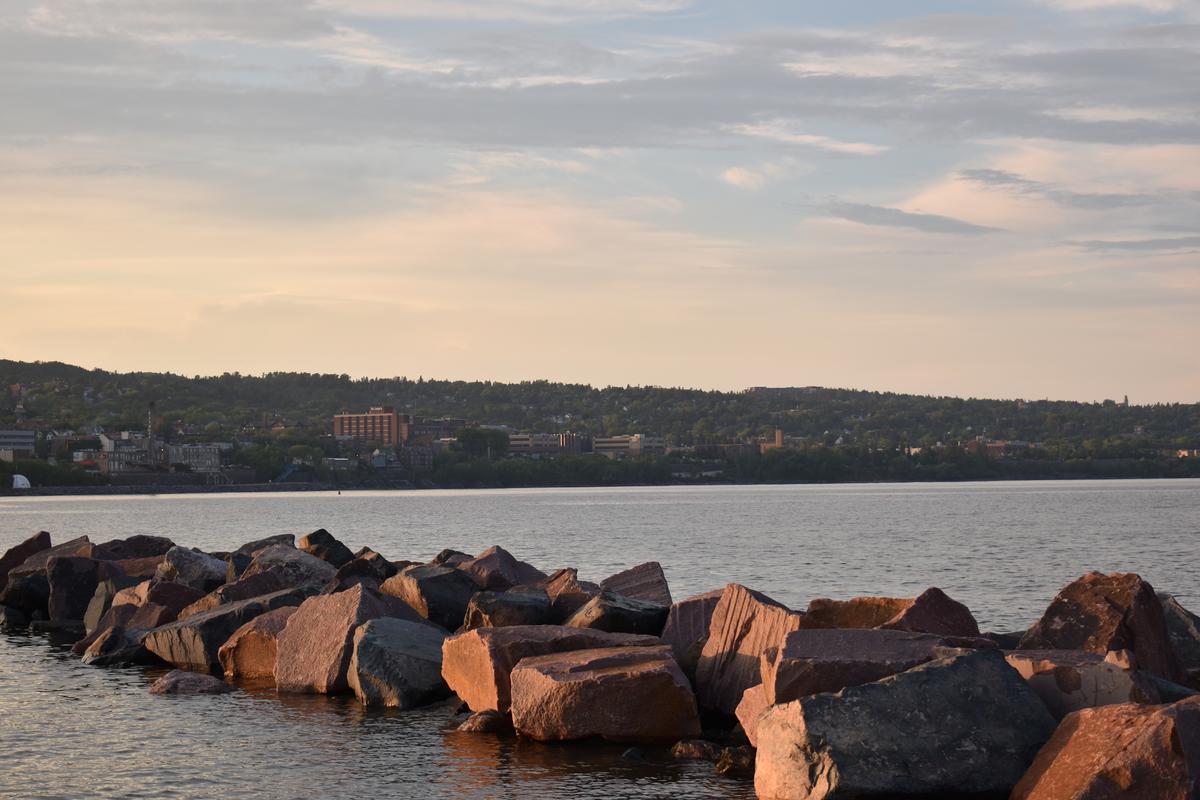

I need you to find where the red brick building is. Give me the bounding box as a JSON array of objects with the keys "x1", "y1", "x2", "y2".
[{"x1": 333, "y1": 407, "x2": 401, "y2": 445}]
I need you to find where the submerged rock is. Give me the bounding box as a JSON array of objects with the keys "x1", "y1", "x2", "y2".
[
  {"x1": 148, "y1": 670, "x2": 233, "y2": 695},
  {"x1": 347, "y1": 617, "x2": 450, "y2": 708}
]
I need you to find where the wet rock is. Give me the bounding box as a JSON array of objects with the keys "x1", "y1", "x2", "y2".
[
  {"x1": 240, "y1": 544, "x2": 336, "y2": 591},
  {"x1": 1159, "y1": 593, "x2": 1200, "y2": 686},
  {"x1": 735, "y1": 684, "x2": 770, "y2": 747},
  {"x1": 457, "y1": 710, "x2": 512, "y2": 733},
  {"x1": 148, "y1": 669, "x2": 233, "y2": 695},
  {"x1": 672, "y1": 739, "x2": 724, "y2": 761},
  {"x1": 442, "y1": 624, "x2": 662, "y2": 713},
  {"x1": 84, "y1": 574, "x2": 141, "y2": 633},
  {"x1": 178, "y1": 571, "x2": 291, "y2": 620},
  {"x1": 144, "y1": 588, "x2": 305, "y2": 673},
  {"x1": 0, "y1": 531, "x2": 51, "y2": 591},
  {"x1": 92, "y1": 535, "x2": 175, "y2": 561},
  {"x1": 217, "y1": 606, "x2": 298, "y2": 681},
  {"x1": 0, "y1": 604, "x2": 30, "y2": 628},
  {"x1": 297, "y1": 528, "x2": 355, "y2": 568},
  {"x1": 153, "y1": 547, "x2": 227, "y2": 592},
  {"x1": 1005, "y1": 649, "x2": 1165, "y2": 719},
  {"x1": 986, "y1": 630, "x2": 1028, "y2": 649},
  {"x1": 510, "y1": 645, "x2": 701, "y2": 743},
  {"x1": 274, "y1": 584, "x2": 427, "y2": 694},
  {"x1": 660, "y1": 589, "x2": 723, "y2": 681},
  {"x1": 621, "y1": 747, "x2": 646, "y2": 762},
  {"x1": 81, "y1": 625, "x2": 154, "y2": 666},
  {"x1": 73, "y1": 602, "x2": 139, "y2": 655},
  {"x1": 1012, "y1": 697, "x2": 1200, "y2": 800},
  {"x1": 457, "y1": 545, "x2": 546, "y2": 591},
  {"x1": 47, "y1": 556, "x2": 123, "y2": 622},
  {"x1": 800, "y1": 587, "x2": 980, "y2": 638},
  {"x1": 564, "y1": 591, "x2": 669, "y2": 636},
  {"x1": 694, "y1": 584, "x2": 804, "y2": 715},
  {"x1": 462, "y1": 587, "x2": 551, "y2": 630},
  {"x1": 380, "y1": 564, "x2": 479, "y2": 631},
  {"x1": 540, "y1": 568, "x2": 600, "y2": 623},
  {"x1": 715, "y1": 745, "x2": 754, "y2": 776},
  {"x1": 754, "y1": 650, "x2": 1057, "y2": 800},
  {"x1": 347, "y1": 617, "x2": 451, "y2": 708},
  {"x1": 0, "y1": 536, "x2": 93, "y2": 616},
  {"x1": 30, "y1": 619, "x2": 86, "y2": 638},
  {"x1": 599, "y1": 562, "x2": 672, "y2": 607},
  {"x1": 1020, "y1": 571, "x2": 1185, "y2": 683}
]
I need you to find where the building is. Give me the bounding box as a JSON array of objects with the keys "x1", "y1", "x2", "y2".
[
  {"x1": 407, "y1": 417, "x2": 466, "y2": 445},
  {"x1": 166, "y1": 444, "x2": 222, "y2": 473},
  {"x1": 333, "y1": 407, "x2": 401, "y2": 446},
  {"x1": 592, "y1": 434, "x2": 666, "y2": 459},
  {"x1": 508, "y1": 433, "x2": 563, "y2": 456},
  {"x1": 0, "y1": 430, "x2": 36, "y2": 462}
]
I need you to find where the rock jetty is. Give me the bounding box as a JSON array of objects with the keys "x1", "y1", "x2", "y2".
[{"x1": 2, "y1": 529, "x2": 1199, "y2": 799}]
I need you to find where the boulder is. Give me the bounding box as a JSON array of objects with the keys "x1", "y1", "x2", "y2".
[
  {"x1": 540, "y1": 568, "x2": 601, "y2": 623},
  {"x1": 347, "y1": 617, "x2": 451, "y2": 708},
  {"x1": 1159, "y1": 593, "x2": 1200, "y2": 685},
  {"x1": 457, "y1": 545, "x2": 546, "y2": 591},
  {"x1": 1012, "y1": 697, "x2": 1200, "y2": 800},
  {"x1": 73, "y1": 603, "x2": 138, "y2": 655},
  {"x1": 47, "y1": 556, "x2": 122, "y2": 622},
  {"x1": 324, "y1": 552, "x2": 398, "y2": 593},
  {"x1": 0, "y1": 604, "x2": 30, "y2": 628},
  {"x1": 217, "y1": 606, "x2": 298, "y2": 682},
  {"x1": 233, "y1": 533, "x2": 295, "y2": 557},
  {"x1": 673, "y1": 739, "x2": 725, "y2": 761},
  {"x1": 1005, "y1": 650, "x2": 1164, "y2": 719},
  {"x1": 0, "y1": 531, "x2": 51, "y2": 591},
  {"x1": 754, "y1": 650, "x2": 1057, "y2": 800},
  {"x1": 660, "y1": 589, "x2": 723, "y2": 681},
  {"x1": 715, "y1": 746, "x2": 755, "y2": 776},
  {"x1": 1020, "y1": 572, "x2": 1185, "y2": 683},
  {"x1": 148, "y1": 670, "x2": 233, "y2": 695},
  {"x1": 81, "y1": 625, "x2": 154, "y2": 666},
  {"x1": 84, "y1": 574, "x2": 141, "y2": 633},
  {"x1": 432, "y1": 548, "x2": 472, "y2": 567},
  {"x1": 695, "y1": 584, "x2": 804, "y2": 715},
  {"x1": 462, "y1": 587, "x2": 551, "y2": 630},
  {"x1": 599, "y1": 562, "x2": 672, "y2": 607},
  {"x1": 735, "y1": 683, "x2": 770, "y2": 747},
  {"x1": 143, "y1": 589, "x2": 305, "y2": 673},
  {"x1": 442, "y1": 624, "x2": 662, "y2": 713},
  {"x1": 509, "y1": 645, "x2": 700, "y2": 743},
  {"x1": 178, "y1": 570, "x2": 291, "y2": 620},
  {"x1": 564, "y1": 591, "x2": 669, "y2": 636},
  {"x1": 108, "y1": 556, "x2": 165, "y2": 578},
  {"x1": 112, "y1": 579, "x2": 205, "y2": 616},
  {"x1": 0, "y1": 536, "x2": 93, "y2": 615},
  {"x1": 240, "y1": 544, "x2": 336, "y2": 591},
  {"x1": 297, "y1": 528, "x2": 355, "y2": 568},
  {"x1": 457, "y1": 710, "x2": 511, "y2": 733},
  {"x1": 274, "y1": 584, "x2": 427, "y2": 694},
  {"x1": 153, "y1": 547, "x2": 227, "y2": 592},
  {"x1": 800, "y1": 587, "x2": 980, "y2": 637},
  {"x1": 92, "y1": 535, "x2": 174, "y2": 561},
  {"x1": 380, "y1": 564, "x2": 478, "y2": 631}
]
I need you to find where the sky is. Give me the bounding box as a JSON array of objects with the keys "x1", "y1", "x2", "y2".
[{"x1": 1, "y1": 0, "x2": 1198, "y2": 402}]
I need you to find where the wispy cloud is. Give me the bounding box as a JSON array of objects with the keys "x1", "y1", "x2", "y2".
[
  {"x1": 959, "y1": 168, "x2": 1157, "y2": 209},
  {"x1": 1073, "y1": 235, "x2": 1200, "y2": 252},
  {"x1": 730, "y1": 122, "x2": 888, "y2": 156},
  {"x1": 820, "y1": 201, "x2": 1004, "y2": 235}
]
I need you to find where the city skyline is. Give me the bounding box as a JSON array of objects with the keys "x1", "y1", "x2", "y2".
[{"x1": 3, "y1": 1, "x2": 1198, "y2": 402}]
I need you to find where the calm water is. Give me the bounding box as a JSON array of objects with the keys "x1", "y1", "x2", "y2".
[{"x1": 1, "y1": 480, "x2": 1198, "y2": 799}]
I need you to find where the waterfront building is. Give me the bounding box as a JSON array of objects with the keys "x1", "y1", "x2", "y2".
[
  {"x1": 333, "y1": 407, "x2": 401, "y2": 445},
  {"x1": 592, "y1": 434, "x2": 665, "y2": 459}
]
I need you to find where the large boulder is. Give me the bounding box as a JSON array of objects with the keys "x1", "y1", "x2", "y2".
[
  {"x1": 442, "y1": 624, "x2": 662, "y2": 713},
  {"x1": 274, "y1": 584, "x2": 427, "y2": 694},
  {"x1": 84, "y1": 574, "x2": 142, "y2": 633},
  {"x1": 240, "y1": 544, "x2": 336, "y2": 591},
  {"x1": 297, "y1": 529, "x2": 355, "y2": 568},
  {"x1": 457, "y1": 545, "x2": 546, "y2": 591},
  {"x1": 695, "y1": 584, "x2": 804, "y2": 715},
  {"x1": 1020, "y1": 572, "x2": 1185, "y2": 683},
  {"x1": 217, "y1": 606, "x2": 298, "y2": 682},
  {"x1": 148, "y1": 670, "x2": 233, "y2": 695},
  {"x1": 112, "y1": 579, "x2": 205, "y2": 616},
  {"x1": 233, "y1": 533, "x2": 295, "y2": 557},
  {"x1": 47, "y1": 556, "x2": 123, "y2": 622},
  {"x1": 540, "y1": 568, "x2": 600, "y2": 623},
  {"x1": 564, "y1": 591, "x2": 668, "y2": 636},
  {"x1": 1005, "y1": 649, "x2": 1164, "y2": 719},
  {"x1": 154, "y1": 547, "x2": 227, "y2": 592},
  {"x1": 324, "y1": 551, "x2": 398, "y2": 594},
  {"x1": 380, "y1": 564, "x2": 478, "y2": 631},
  {"x1": 107, "y1": 556, "x2": 164, "y2": 579},
  {"x1": 510, "y1": 645, "x2": 700, "y2": 743},
  {"x1": 0, "y1": 536, "x2": 92, "y2": 616},
  {"x1": 660, "y1": 589, "x2": 723, "y2": 681},
  {"x1": 178, "y1": 571, "x2": 292, "y2": 620},
  {"x1": 599, "y1": 562, "x2": 672, "y2": 606},
  {"x1": 347, "y1": 617, "x2": 451, "y2": 708},
  {"x1": 1012, "y1": 697, "x2": 1200, "y2": 799},
  {"x1": 143, "y1": 589, "x2": 305, "y2": 673},
  {"x1": 463, "y1": 588, "x2": 551, "y2": 631},
  {"x1": 754, "y1": 650, "x2": 1058, "y2": 800},
  {"x1": 736, "y1": 684, "x2": 771, "y2": 747},
  {"x1": 0, "y1": 531, "x2": 51, "y2": 591},
  {"x1": 81, "y1": 625, "x2": 153, "y2": 666},
  {"x1": 800, "y1": 587, "x2": 980, "y2": 637},
  {"x1": 1159, "y1": 593, "x2": 1200, "y2": 686},
  {"x1": 92, "y1": 535, "x2": 174, "y2": 561}
]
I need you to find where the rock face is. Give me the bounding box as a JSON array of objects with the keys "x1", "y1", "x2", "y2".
[
  {"x1": 143, "y1": 589, "x2": 304, "y2": 673},
  {"x1": 1160, "y1": 593, "x2": 1200, "y2": 685},
  {"x1": 0, "y1": 536, "x2": 93, "y2": 615},
  {"x1": 217, "y1": 606, "x2": 298, "y2": 681},
  {"x1": 599, "y1": 562, "x2": 672, "y2": 607},
  {"x1": 148, "y1": 670, "x2": 233, "y2": 695},
  {"x1": 347, "y1": 617, "x2": 450, "y2": 708},
  {"x1": 1012, "y1": 697, "x2": 1200, "y2": 800},
  {"x1": 1020, "y1": 572, "x2": 1185, "y2": 683},
  {"x1": 380, "y1": 564, "x2": 479, "y2": 631},
  {"x1": 1005, "y1": 650, "x2": 1163, "y2": 719},
  {"x1": 800, "y1": 587, "x2": 980, "y2": 637},
  {"x1": 178, "y1": 571, "x2": 291, "y2": 620},
  {"x1": 510, "y1": 645, "x2": 701, "y2": 743},
  {"x1": 462, "y1": 588, "x2": 551, "y2": 630},
  {"x1": 84, "y1": 575, "x2": 141, "y2": 633},
  {"x1": 81, "y1": 626, "x2": 155, "y2": 666},
  {"x1": 274, "y1": 584, "x2": 426, "y2": 694},
  {"x1": 541, "y1": 568, "x2": 601, "y2": 623},
  {"x1": 112, "y1": 579, "x2": 204, "y2": 616},
  {"x1": 240, "y1": 544, "x2": 336, "y2": 591},
  {"x1": 325, "y1": 552, "x2": 398, "y2": 593},
  {"x1": 0, "y1": 531, "x2": 51, "y2": 591},
  {"x1": 754, "y1": 650, "x2": 1057, "y2": 800},
  {"x1": 297, "y1": 529, "x2": 355, "y2": 568},
  {"x1": 154, "y1": 547, "x2": 227, "y2": 592},
  {"x1": 564, "y1": 591, "x2": 669, "y2": 636},
  {"x1": 233, "y1": 533, "x2": 295, "y2": 557},
  {"x1": 91, "y1": 535, "x2": 174, "y2": 561},
  {"x1": 660, "y1": 589, "x2": 723, "y2": 680},
  {"x1": 457, "y1": 545, "x2": 546, "y2": 591},
  {"x1": 442, "y1": 625, "x2": 662, "y2": 713},
  {"x1": 695, "y1": 584, "x2": 804, "y2": 715},
  {"x1": 735, "y1": 683, "x2": 771, "y2": 747},
  {"x1": 457, "y1": 710, "x2": 511, "y2": 733},
  {"x1": 46, "y1": 557, "x2": 114, "y2": 622}
]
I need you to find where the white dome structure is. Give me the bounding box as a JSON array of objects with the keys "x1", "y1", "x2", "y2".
[{"x1": 12, "y1": 474, "x2": 31, "y2": 489}]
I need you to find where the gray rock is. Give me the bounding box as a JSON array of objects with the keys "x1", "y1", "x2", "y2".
[
  {"x1": 154, "y1": 547, "x2": 227, "y2": 592},
  {"x1": 148, "y1": 670, "x2": 233, "y2": 695},
  {"x1": 92, "y1": 535, "x2": 175, "y2": 561},
  {"x1": 564, "y1": 591, "x2": 669, "y2": 636},
  {"x1": 1160, "y1": 593, "x2": 1200, "y2": 684},
  {"x1": 240, "y1": 544, "x2": 336, "y2": 591},
  {"x1": 347, "y1": 617, "x2": 450, "y2": 708},
  {"x1": 753, "y1": 649, "x2": 1057, "y2": 800},
  {"x1": 462, "y1": 587, "x2": 551, "y2": 630},
  {"x1": 380, "y1": 564, "x2": 479, "y2": 631}
]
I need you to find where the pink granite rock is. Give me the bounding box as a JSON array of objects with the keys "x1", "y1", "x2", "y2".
[
  {"x1": 148, "y1": 669, "x2": 233, "y2": 695},
  {"x1": 457, "y1": 545, "x2": 546, "y2": 591},
  {"x1": 660, "y1": 589, "x2": 723, "y2": 680},
  {"x1": 1004, "y1": 649, "x2": 1163, "y2": 720},
  {"x1": 218, "y1": 606, "x2": 298, "y2": 682},
  {"x1": 599, "y1": 562, "x2": 672, "y2": 607}
]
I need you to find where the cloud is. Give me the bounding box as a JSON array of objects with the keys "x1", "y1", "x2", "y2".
[
  {"x1": 820, "y1": 201, "x2": 1004, "y2": 235},
  {"x1": 1073, "y1": 235, "x2": 1200, "y2": 251},
  {"x1": 322, "y1": 0, "x2": 694, "y2": 24},
  {"x1": 731, "y1": 121, "x2": 889, "y2": 156},
  {"x1": 720, "y1": 167, "x2": 766, "y2": 190},
  {"x1": 959, "y1": 168, "x2": 1157, "y2": 209}
]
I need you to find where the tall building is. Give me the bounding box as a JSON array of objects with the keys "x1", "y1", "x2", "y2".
[
  {"x1": 333, "y1": 407, "x2": 401, "y2": 445},
  {"x1": 592, "y1": 434, "x2": 666, "y2": 459}
]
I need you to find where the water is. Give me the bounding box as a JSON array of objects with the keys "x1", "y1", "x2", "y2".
[{"x1": 1, "y1": 480, "x2": 1198, "y2": 799}]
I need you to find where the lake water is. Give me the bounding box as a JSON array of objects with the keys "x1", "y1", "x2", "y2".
[{"x1": 1, "y1": 480, "x2": 1198, "y2": 799}]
